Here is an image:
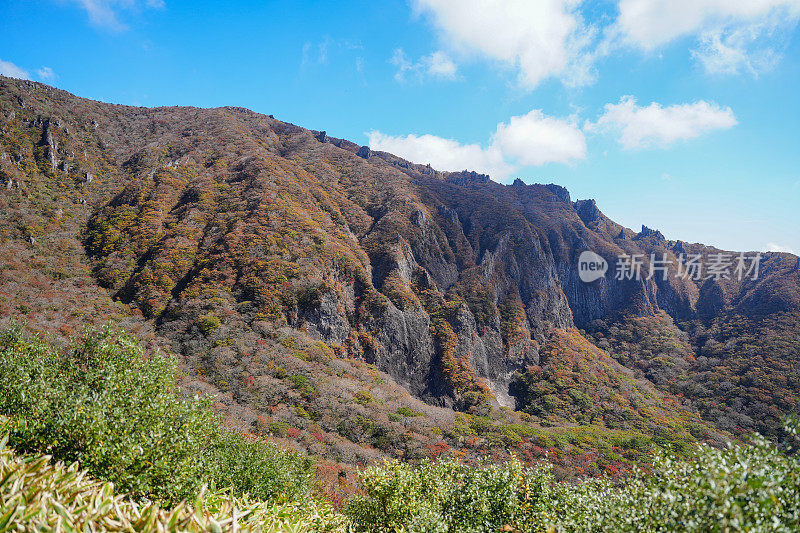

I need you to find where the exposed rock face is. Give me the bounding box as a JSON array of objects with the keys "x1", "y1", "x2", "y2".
[
  {"x1": 41, "y1": 118, "x2": 58, "y2": 171},
  {"x1": 366, "y1": 302, "x2": 440, "y2": 400},
  {"x1": 301, "y1": 291, "x2": 350, "y2": 344},
  {"x1": 637, "y1": 225, "x2": 665, "y2": 241},
  {"x1": 445, "y1": 170, "x2": 490, "y2": 186},
  {"x1": 408, "y1": 208, "x2": 459, "y2": 290},
  {"x1": 575, "y1": 199, "x2": 601, "y2": 227},
  {"x1": 2, "y1": 74, "x2": 798, "y2": 425},
  {"x1": 545, "y1": 183, "x2": 570, "y2": 203}
]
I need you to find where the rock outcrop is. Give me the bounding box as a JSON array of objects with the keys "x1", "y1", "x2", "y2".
[{"x1": 2, "y1": 75, "x2": 798, "y2": 435}]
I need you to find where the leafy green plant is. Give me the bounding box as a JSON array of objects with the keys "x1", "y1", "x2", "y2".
[
  {"x1": 197, "y1": 312, "x2": 221, "y2": 334},
  {"x1": 348, "y1": 418, "x2": 800, "y2": 532},
  {"x1": 0, "y1": 417, "x2": 346, "y2": 532},
  {"x1": 0, "y1": 323, "x2": 313, "y2": 505},
  {"x1": 396, "y1": 406, "x2": 423, "y2": 417},
  {"x1": 355, "y1": 390, "x2": 375, "y2": 405},
  {"x1": 208, "y1": 429, "x2": 313, "y2": 503},
  {"x1": 347, "y1": 457, "x2": 552, "y2": 532}
]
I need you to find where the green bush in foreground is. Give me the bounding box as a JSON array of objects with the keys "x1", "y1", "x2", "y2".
[
  {"x1": 348, "y1": 420, "x2": 800, "y2": 532},
  {"x1": 0, "y1": 419, "x2": 347, "y2": 532},
  {"x1": 3, "y1": 323, "x2": 799, "y2": 532},
  {"x1": 0, "y1": 324, "x2": 313, "y2": 505},
  {"x1": 347, "y1": 456, "x2": 553, "y2": 533}
]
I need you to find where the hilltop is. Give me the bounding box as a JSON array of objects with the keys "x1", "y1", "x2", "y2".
[{"x1": 1, "y1": 75, "x2": 799, "y2": 475}]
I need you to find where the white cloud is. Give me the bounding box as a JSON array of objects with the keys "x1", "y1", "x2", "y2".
[
  {"x1": 692, "y1": 23, "x2": 782, "y2": 76},
  {"x1": 409, "y1": 0, "x2": 800, "y2": 85},
  {"x1": 392, "y1": 48, "x2": 458, "y2": 81},
  {"x1": 613, "y1": 0, "x2": 800, "y2": 75},
  {"x1": 764, "y1": 242, "x2": 797, "y2": 255},
  {"x1": 0, "y1": 61, "x2": 56, "y2": 83},
  {"x1": 37, "y1": 66, "x2": 56, "y2": 81},
  {"x1": 693, "y1": 29, "x2": 755, "y2": 75},
  {"x1": 588, "y1": 96, "x2": 737, "y2": 149},
  {"x1": 367, "y1": 109, "x2": 585, "y2": 180},
  {"x1": 68, "y1": 0, "x2": 165, "y2": 32},
  {"x1": 302, "y1": 39, "x2": 331, "y2": 67},
  {"x1": 423, "y1": 50, "x2": 458, "y2": 79},
  {"x1": 390, "y1": 49, "x2": 412, "y2": 81},
  {"x1": 368, "y1": 131, "x2": 514, "y2": 178},
  {"x1": 318, "y1": 39, "x2": 330, "y2": 64},
  {"x1": 412, "y1": 0, "x2": 595, "y2": 89},
  {"x1": 615, "y1": 0, "x2": 800, "y2": 49},
  {"x1": 0, "y1": 59, "x2": 31, "y2": 80},
  {"x1": 494, "y1": 110, "x2": 586, "y2": 166},
  {"x1": 71, "y1": 0, "x2": 124, "y2": 30}
]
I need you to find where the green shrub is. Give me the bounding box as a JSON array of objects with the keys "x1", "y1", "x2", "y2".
[
  {"x1": 0, "y1": 324, "x2": 313, "y2": 505},
  {"x1": 611, "y1": 431, "x2": 800, "y2": 532},
  {"x1": 268, "y1": 420, "x2": 292, "y2": 437},
  {"x1": 289, "y1": 374, "x2": 309, "y2": 388},
  {"x1": 0, "y1": 417, "x2": 345, "y2": 532},
  {"x1": 396, "y1": 406, "x2": 422, "y2": 417},
  {"x1": 197, "y1": 312, "x2": 221, "y2": 334},
  {"x1": 348, "y1": 419, "x2": 800, "y2": 532},
  {"x1": 355, "y1": 390, "x2": 374, "y2": 405},
  {"x1": 347, "y1": 457, "x2": 554, "y2": 532},
  {"x1": 208, "y1": 429, "x2": 313, "y2": 503}
]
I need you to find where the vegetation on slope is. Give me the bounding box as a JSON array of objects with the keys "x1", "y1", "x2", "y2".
[
  {"x1": 586, "y1": 311, "x2": 800, "y2": 438},
  {"x1": 681, "y1": 312, "x2": 800, "y2": 438},
  {"x1": 0, "y1": 323, "x2": 312, "y2": 505},
  {"x1": 510, "y1": 327, "x2": 711, "y2": 452},
  {"x1": 0, "y1": 312, "x2": 799, "y2": 532},
  {"x1": 5, "y1": 408, "x2": 800, "y2": 532},
  {"x1": 1, "y1": 76, "x2": 799, "y2": 486},
  {"x1": 348, "y1": 420, "x2": 800, "y2": 532},
  {"x1": 0, "y1": 423, "x2": 346, "y2": 532}
]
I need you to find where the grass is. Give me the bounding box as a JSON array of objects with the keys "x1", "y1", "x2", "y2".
[{"x1": 0, "y1": 417, "x2": 347, "y2": 532}]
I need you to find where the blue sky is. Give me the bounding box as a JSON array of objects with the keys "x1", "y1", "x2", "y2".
[{"x1": 1, "y1": 0, "x2": 799, "y2": 254}]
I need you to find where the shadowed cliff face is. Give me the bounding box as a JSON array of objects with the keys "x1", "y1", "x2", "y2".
[{"x1": 1, "y1": 76, "x2": 799, "y2": 446}]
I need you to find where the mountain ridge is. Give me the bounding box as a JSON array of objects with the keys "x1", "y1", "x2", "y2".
[{"x1": 2, "y1": 75, "x2": 798, "y2": 474}]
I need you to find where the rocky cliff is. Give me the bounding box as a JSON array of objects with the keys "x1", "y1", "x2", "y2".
[{"x1": 2, "y1": 76, "x2": 799, "y2": 470}]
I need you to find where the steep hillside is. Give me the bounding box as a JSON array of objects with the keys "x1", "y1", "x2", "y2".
[{"x1": 1, "y1": 76, "x2": 798, "y2": 473}]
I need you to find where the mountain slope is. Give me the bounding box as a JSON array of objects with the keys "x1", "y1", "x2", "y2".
[{"x1": 2, "y1": 76, "x2": 798, "y2": 472}]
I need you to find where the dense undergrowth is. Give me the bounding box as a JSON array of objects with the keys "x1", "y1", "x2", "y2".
[
  {"x1": 348, "y1": 425, "x2": 800, "y2": 532},
  {"x1": 585, "y1": 311, "x2": 800, "y2": 439},
  {"x1": 0, "y1": 323, "x2": 313, "y2": 505},
  {"x1": 0, "y1": 423, "x2": 346, "y2": 532},
  {"x1": 1, "y1": 324, "x2": 800, "y2": 531}
]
